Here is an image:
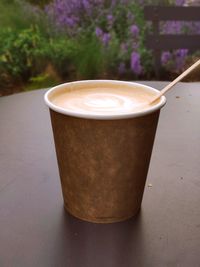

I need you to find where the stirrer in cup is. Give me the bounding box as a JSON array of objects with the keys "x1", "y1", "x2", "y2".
[{"x1": 149, "y1": 59, "x2": 200, "y2": 104}]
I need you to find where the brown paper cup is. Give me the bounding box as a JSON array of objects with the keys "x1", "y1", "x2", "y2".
[{"x1": 45, "y1": 80, "x2": 166, "y2": 223}]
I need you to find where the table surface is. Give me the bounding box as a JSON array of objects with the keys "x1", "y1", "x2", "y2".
[{"x1": 0, "y1": 81, "x2": 200, "y2": 267}]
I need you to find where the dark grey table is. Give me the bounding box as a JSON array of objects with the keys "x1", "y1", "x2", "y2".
[{"x1": 0, "y1": 82, "x2": 200, "y2": 267}]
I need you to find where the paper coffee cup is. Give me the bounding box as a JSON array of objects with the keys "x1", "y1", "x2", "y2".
[{"x1": 45, "y1": 80, "x2": 166, "y2": 223}]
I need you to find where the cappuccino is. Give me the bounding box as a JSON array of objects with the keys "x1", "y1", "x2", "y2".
[
  {"x1": 45, "y1": 80, "x2": 166, "y2": 223},
  {"x1": 50, "y1": 83, "x2": 158, "y2": 116}
]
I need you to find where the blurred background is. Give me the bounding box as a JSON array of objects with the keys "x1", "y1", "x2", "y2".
[{"x1": 0, "y1": 0, "x2": 199, "y2": 96}]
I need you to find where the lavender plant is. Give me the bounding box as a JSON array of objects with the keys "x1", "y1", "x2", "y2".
[
  {"x1": 1, "y1": 0, "x2": 200, "y2": 94},
  {"x1": 45, "y1": 0, "x2": 147, "y2": 77},
  {"x1": 45, "y1": 0, "x2": 200, "y2": 77}
]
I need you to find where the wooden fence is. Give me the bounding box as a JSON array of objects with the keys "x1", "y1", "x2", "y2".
[{"x1": 144, "y1": 6, "x2": 200, "y2": 77}]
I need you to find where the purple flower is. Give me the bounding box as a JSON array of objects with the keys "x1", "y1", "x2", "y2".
[
  {"x1": 137, "y1": 0, "x2": 144, "y2": 4},
  {"x1": 102, "y1": 33, "x2": 111, "y2": 46},
  {"x1": 95, "y1": 27, "x2": 111, "y2": 46},
  {"x1": 111, "y1": 0, "x2": 116, "y2": 6},
  {"x1": 118, "y1": 62, "x2": 126, "y2": 74},
  {"x1": 130, "y1": 24, "x2": 139, "y2": 36},
  {"x1": 62, "y1": 17, "x2": 76, "y2": 27},
  {"x1": 130, "y1": 51, "x2": 142, "y2": 75},
  {"x1": 175, "y1": 0, "x2": 186, "y2": 6},
  {"x1": 174, "y1": 49, "x2": 188, "y2": 71},
  {"x1": 107, "y1": 14, "x2": 113, "y2": 22},
  {"x1": 161, "y1": 51, "x2": 172, "y2": 65},
  {"x1": 83, "y1": 0, "x2": 90, "y2": 10},
  {"x1": 95, "y1": 27, "x2": 103, "y2": 37},
  {"x1": 107, "y1": 14, "x2": 114, "y2": 30},
  {"x1": 161, "y1": 21, "x2": 183, "y2": 34},
  {"x1": 175, "y1": 49, "x2": 188, "y2": 58}
]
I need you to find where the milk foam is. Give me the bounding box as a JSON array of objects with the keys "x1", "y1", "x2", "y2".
[{"x1": 51, "y1": 85, "x2": 158, "y2": 115}]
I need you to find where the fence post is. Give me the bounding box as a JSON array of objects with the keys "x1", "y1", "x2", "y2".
[{"x1": 152, "y1": 7, "x2": 161, "y2": 78}]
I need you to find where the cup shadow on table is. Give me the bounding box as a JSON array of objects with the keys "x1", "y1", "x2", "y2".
[{"x1": 53, "y1": 207, "x2": 147, "y2": 267}]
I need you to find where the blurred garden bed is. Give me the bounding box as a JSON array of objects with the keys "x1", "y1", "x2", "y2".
[{"x1": 0, "y1": 0, "x2": 200, "y2": 96}]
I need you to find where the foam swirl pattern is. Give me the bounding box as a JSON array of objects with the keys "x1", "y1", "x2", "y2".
[{"x1": 51, "y1": 87, "x2": 157, "y2": 116}]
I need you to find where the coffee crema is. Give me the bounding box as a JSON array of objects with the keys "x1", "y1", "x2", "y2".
[{"x1": 50, "y1": 85, "x2": 158, "y2": 115}]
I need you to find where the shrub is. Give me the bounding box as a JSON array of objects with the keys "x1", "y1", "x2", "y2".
[
  {"x1": 45, "y1": 0, "x2": 150, "y2": 77},
  {"x1": 47, "y1": 36, "x2": 77, "y2": 79},
  {"x1": 0, "y1": 26, "x2": 48, "y2": 87}
]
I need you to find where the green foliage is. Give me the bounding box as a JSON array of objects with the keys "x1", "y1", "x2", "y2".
[
  {"x1": 25, "y1": 0, "x2": 52, "y2": 7},
  {"x1": 47, "y1": 37, "x2": 76, "y2": 78},
  {"x1": 0, "y1": 25, "x2": 47, "y2": 84},
  {"x1": 0, "y1": 0, "x2": 149, "y2": 93},
  {"x1": 72, "y1": 35, "x2": 104, "y2": 79},
  {"x1": 0, "y1": 0, "x2": 29, "y2": 30},
  {"x1": 24, "y1": 73, "x2": 59, "y2": 91}
]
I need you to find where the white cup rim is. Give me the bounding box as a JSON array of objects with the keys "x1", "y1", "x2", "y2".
[{"x1": 44, "y1": 80, "x2": 166, "y2": 120}]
